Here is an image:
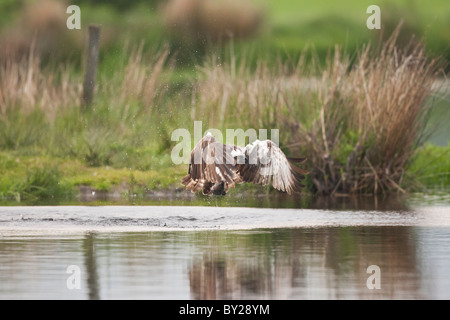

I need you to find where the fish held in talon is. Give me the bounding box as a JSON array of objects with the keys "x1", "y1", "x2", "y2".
[{"x1": 181, "y1": 132, "x2": 308, "y2": 195}]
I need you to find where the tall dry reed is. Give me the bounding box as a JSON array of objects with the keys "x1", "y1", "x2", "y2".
[
  {"x1": 0, "y1": 41, "x2": 173, "y2": 120},
  {"x1": 0, "y1": 39, "x2": 81, "y2": 120},
  {"x1": 117, "y1": 44, "x2": 172, "y2": 113}
]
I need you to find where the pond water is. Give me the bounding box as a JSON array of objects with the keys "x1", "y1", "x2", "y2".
[{"x1": 0, "y1": 193, "x2": 449, "y2": 300}]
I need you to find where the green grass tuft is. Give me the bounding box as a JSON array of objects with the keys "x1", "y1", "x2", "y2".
[{"x1": 405, "y1": 144, "x2": 450, "y2": 192}]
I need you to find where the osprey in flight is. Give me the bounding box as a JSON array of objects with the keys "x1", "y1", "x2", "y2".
[{"x1": 181, "y1": 133, "x2": 308, "y2": 195}]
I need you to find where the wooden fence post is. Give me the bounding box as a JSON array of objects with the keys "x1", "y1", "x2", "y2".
[{"x1": 82, "y1": 25, "x2": 101, "y2": 110}]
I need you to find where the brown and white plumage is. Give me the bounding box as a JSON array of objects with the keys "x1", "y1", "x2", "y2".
[{"x1": 181, "y1": 133, "x2": 308, "y2": 195}]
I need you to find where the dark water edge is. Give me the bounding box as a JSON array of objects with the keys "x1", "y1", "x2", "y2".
[{"x1": 1, "y1": 187, "x2": 449, "y2": 210}]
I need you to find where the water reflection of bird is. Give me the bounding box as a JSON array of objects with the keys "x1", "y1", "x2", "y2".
[{"x1": 181, "y1": 132, "x2": 308, "y2": 195}]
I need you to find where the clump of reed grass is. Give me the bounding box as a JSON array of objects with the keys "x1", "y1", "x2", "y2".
[
  {"x1": 116, "y1": 43, "x2": 172, "y2": 112},
  {"x1": 0, "y1": 108, "x2": 47, "y2": 149},
  {"x1": 19, "y1": 166, "x2": 73, "y2": 201},
  {"x1": 0, "y1": 39, "x2": 81, "y2": 150},
  {"x1": 0, "y1": 165, "x2": 74, "y2": 202},
  {"x1": 194, "y1": 27, "x2": 444, "y2": 195}
]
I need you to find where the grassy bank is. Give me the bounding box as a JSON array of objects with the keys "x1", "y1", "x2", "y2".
[{"x1": 0, "y1": 150, "x2": 187, "y2": 202}]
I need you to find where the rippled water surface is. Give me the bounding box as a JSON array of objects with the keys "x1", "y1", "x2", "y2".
[{"x1": 1, "y1": 195, "x2": 449, "y2": 299}]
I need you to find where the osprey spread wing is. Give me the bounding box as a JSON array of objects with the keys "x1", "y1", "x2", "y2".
[{"x1": 181, "y1": 133, "x2": 308, "y2": 195}]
